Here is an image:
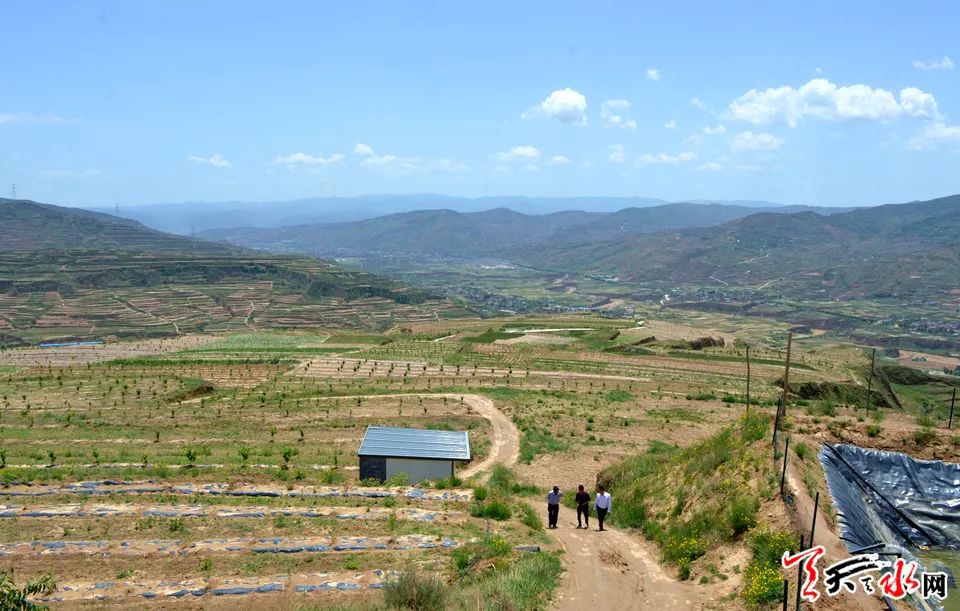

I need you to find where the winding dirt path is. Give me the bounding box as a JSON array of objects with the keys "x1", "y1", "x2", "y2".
[
  {"x1": 456, "y1": 390, "x2": 703, "y2": 609},
  {"x1": 457, "y1": 393, "x2": 518, "y2": 478}
]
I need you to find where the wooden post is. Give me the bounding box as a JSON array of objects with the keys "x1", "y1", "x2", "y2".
[
  {"x1": 780, "y1": 437, "x2": 790, "y2": 496},
  {"x1": 809, "y1": 491, "x2": 820, "y2": 546},
  {"x1": 949, "y1": 388, "x2": 956, "y2": 430},
  {"x1": 865, "y1": 348, "x2": 876, "y2": 411},
  {"x1": 782, "y1": 579, "x2": 789, "y2": 611},
  {"x1": 779, "y1": 333, "x2": 793, "y2": 427},
  {"x1": 746, "y1": 345, "x2": 752, "y2": 413}
]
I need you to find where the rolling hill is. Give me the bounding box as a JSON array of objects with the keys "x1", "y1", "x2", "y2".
[
  {"x1": 521, "y1": 194, "x2": 960, "y2": 299},
  {"x1": 0, "y1": 199, "x2": 463, "y2": 344},
  {"x1": 198, "y1": 202, "x2": 839, "y2": 259}
]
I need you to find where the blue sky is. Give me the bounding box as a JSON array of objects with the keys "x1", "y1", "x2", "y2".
[{"x1": 1, "y1": 1, "x2": 958, "y2": 208}]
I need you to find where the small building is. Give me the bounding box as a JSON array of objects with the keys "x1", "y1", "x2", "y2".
[{"x1": 358, "y1": 426, "x2": 471, "y2": 485}]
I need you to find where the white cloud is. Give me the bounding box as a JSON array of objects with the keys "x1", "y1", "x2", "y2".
[
  {"x1": 687, "y1": 124, "x2": 727, "y2": 145},
  {"x1": 522, "y1": 88, "x2": 587, "y2": 125},
  {"x1": 497, "y1": 145, "x2": 540, "y2": 161},
  {"x1": 690, "y1": 97, "x2": 708, "y2": 110},
  {"x1": 274, "y1": 152, "x2": 345, "y2": 167},
  {"x1": 702, "y1": 124, "x2": 727, "y2": 135},
  {"x1": 646, "y1": 68, "x2": 661, "y2": 82},
  {"x1": 426, "y1": 159, "x2": 470, "y2": 173},
  {"x1": 360, "y1": 154, "x2": 421, "y2": 174},
  {"x1": 580, "y1": 161, "x2": 594, "y2": 169},
  {"x1": 728, "y1": 78, "x2": 940, "y2": 126},
  {"x1": 730, "y1": 131, "x2": 784, "y2": 151},
  {"x1": 353, "y1": 142, "x2": 375, "y2": 156},
  {"x1": 548, "y1": 155, "x2": 572, "y2": 166},
  {"x1": 188, "y1": 154, "x2": 232, "y2": 168},
  {"x1": 664, "y1": 120, "x2": 677, "y2": 130},
  {"x1": 38, "y1": 168, "x2": 101, "y2": 178},
  {"x1": 601, "y1": 99, "x2": 637, "y2": 129},
  {"x1": 0, "y1": 112, "x2": 73, "y2": 125},
  {"x1": 521, "y1": 164, "x2": 539, "y2": 173},
  {"x1": 636, "y1": 151, "x2": 697, "y2": 165},
  {"x1": 696, "y1": 162, "x2": 723, "y2": 172},
  {"x1": 909, "y1": 122, "x2": 960, "y2": 149},
  {"x1": 913, "y1": 56, "x2": 954, "y2": 71},
  {"x1": 608, "y1": 144, "x2": 625, "y2": 163}
]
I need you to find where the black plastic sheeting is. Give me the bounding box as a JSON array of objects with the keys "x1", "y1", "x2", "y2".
[
  {"x1": 821, "y1": 444, "x2": 960, "y2": 610},
  {"x1": 820, "y1": 444, "x2": 960, "y2": 551}
]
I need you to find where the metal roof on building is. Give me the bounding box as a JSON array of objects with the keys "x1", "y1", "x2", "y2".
[{"x1": 358, "y1": 426, "x2": 471, "y2": 461}]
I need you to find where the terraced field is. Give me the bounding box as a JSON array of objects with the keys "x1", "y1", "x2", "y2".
[{"x1": 0, "y1": 318, "x2": 954, "y2": 609}]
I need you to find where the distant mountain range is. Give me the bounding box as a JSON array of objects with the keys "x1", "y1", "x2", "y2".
[
  {"x1": 198, "y1": 202, "x2": 846, "y2": 259},
  {"x1": 197, "y1": 195, "x2": 959, "y2": 301},
  {"x1": 88, "y1": 194, "x2": 796, "y2": 234},
  {"x1": 520, "y1": 195, "x2": 960, "y2": 299}
]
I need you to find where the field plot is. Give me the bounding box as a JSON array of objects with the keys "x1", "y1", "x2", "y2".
[{"x1": 0, "y1": 317, "x2": 953, "y2": 609}]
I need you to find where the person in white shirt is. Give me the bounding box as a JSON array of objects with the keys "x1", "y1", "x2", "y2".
[
  {"x1": 594, "y1": 485, "x2": 612, "y2": 531},
  {"x1": 546, "y1": 485, "x2": 562, "y2": 529}
]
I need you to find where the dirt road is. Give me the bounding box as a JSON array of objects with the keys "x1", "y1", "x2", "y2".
[
  {"x1": 550, "y1": 506, "x2": 705, "y2": 610},
  {"x1": 459, "y1": 390, "x2": 704, "y2": 610},
  {"x1": 457, "y1": 393, "x2": 519, "y2": 478}
]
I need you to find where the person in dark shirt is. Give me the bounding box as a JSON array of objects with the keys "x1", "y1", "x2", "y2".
[{"x1": 575, "y1": 484, "x2": 591, "y2": 529}]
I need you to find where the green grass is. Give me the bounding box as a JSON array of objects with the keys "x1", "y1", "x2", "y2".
[
  {"x1": 519, "y1": 428, "x2": 570, "y2": 464},
  {"x1": 602, "y1": 415, "x2": 774, "y2": 579},
  {"x1": 603, "y1": 389, "x2": 634, "y2": 402},
  {"x1": 462, "y1": 329, "x2": 519, "y2": 344}
]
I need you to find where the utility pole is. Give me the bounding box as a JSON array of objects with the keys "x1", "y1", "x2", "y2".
[
  {"x1": 9, "y1": 184, "x2": 15, "y2": 199},
  {"x1": 950, "y1": 388, "x2": 956, "y2": 430},
  {"x1": 865, "y1": 348, "x2": 876, "y2": 411},
  {"x1": 746, "y1": 345, "x2": 752, "y2": 413},
  {"x1": 779, "y1": 333, "x2": 793, "y2": 426}
]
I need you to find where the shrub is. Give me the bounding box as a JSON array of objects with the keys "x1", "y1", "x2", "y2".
[
  {"x1": 472, "y1": 485, "x2": 488, "y2": 502},
  {"x1": 459, "y1": 551, "x2": 563, "y2": 610},
  {"x1": 471, "y1": 499, "x2": 512, "y2": 521},
  {"x1": 383, "y1": 569, "x2": 448, "y2": 610},
  {"x1": 603, "y1": 389, "x2": 633, "y2": 402},
  {"x1": 793, "y1": 441, "x2": 810, "y2": 461},
  {"x1": 0, "y1": 570, "x2": 55, "y2": 611},
  {"x1": 743, "y1": 529, "x2": 796, "y2": 604},
  {"x1": 742, "y1": 561, "x2": 783, "y2": 604},
  {"x1": 663, "y1": 532, "x2": 707, "y2": 578},
  {"x1": 866, "y1": 424, "x2": 882, "y2": 438},
  {"x1": 452, "y1": 537, "x2": 512, "y2": 572},
  {"x1": 384, "y1": 472, "x2": 410, "y2": 487},
  {"x1": 912, "y1": 427, "x2": 938, "y2": 447},
  {"x1": 518, "y1": 501, "x2": 543, "y2": 531},
  {"x1": 728, "y1": 497, "x2": 759, "y2": 536},
  {"x1": 740, "y1": 412, "x2": 769, "y2": 442}
]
